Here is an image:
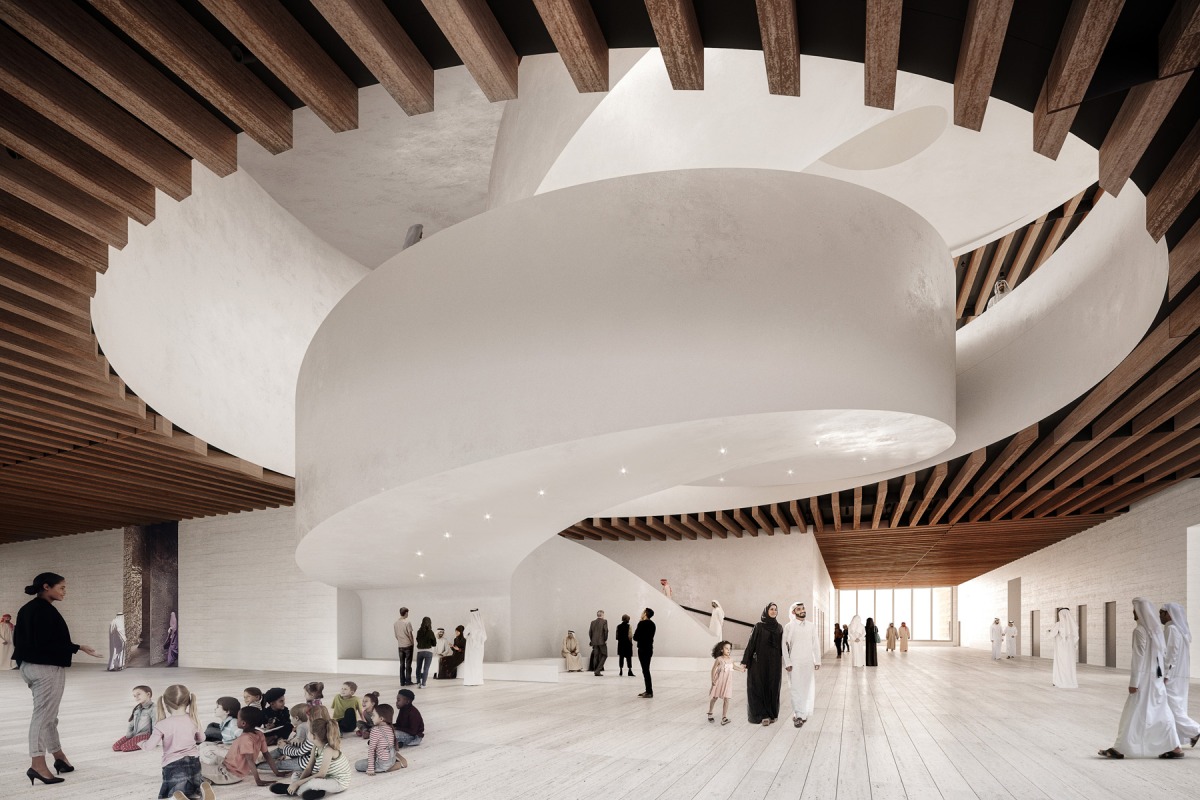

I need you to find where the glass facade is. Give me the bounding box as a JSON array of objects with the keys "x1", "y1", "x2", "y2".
[{"x1": 836, "y1": 586, "x2": 953, "y2": 641}]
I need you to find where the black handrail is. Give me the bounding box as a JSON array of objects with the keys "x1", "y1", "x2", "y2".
[{"x1": 680, "y1": 604, "x2": 754, "y2": 629}]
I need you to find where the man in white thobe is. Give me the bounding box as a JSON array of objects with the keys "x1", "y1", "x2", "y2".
[
  {"x1": 1099, "y1": 598, "x2": 1182, "y2": 758},
  {"x1": 783, "y1": 602, "x2": 821, "y2": 728},
  {"x1": 1161, "y1": 602, "x2": 1200, "y2": 748},
  {"x1": 1004, "y1": 621, "x2": 1018, "y2": 659},
  {"x1": 990, "y1": 618, "x2": 1003, "y2": 660}
]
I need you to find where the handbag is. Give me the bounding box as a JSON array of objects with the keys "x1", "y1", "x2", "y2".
[{"x1": 875, "y1": 630, "x2": 882, "y2": 644}]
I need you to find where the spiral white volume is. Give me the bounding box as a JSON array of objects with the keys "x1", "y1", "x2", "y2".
[{"x1": 295, "y1": 169, "x2": 957, "y2": 587}]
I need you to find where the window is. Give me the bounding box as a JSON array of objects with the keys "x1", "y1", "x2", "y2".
[
  {"x1": 876, "y1": 589, "x2": 894, "y2": 629},
  {"x1": 857, "y1": 589, "x2": 875, "y2": 623},
  {"x1": 912, "y1": 587, "x2": 932, "y2": 640},
  {"x1": 894, "y1": 588, "x2": 912, "y2": 632},
  {"x1": 932, "y1": 587, "x2": 953, "y2": 641},
  {"x1": 839, "y1": 590, "x2": 856, "y2": 623}
]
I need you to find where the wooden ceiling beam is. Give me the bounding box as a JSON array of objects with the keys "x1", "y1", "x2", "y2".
[
  {"x1": 755, "y1": 0, "x2": 800, "y2": 96},
  {"x1": 0, "y1": 283, "x2": 92, "y2": 338},
  {"x1": 0, "y1": 156, "x2": 128, "y2": 249},
  {"x1": 735, "y1": 507, "x2": 759, "y2": 537},
  {"x1": 908, "y1": 463, "x2": 947, "y2": 526},
  {"x1": 1032, "y1": 0, "x2": 1124, "y2": 159},
  {"x1": 198, "y1": 0, "x2": 359, "y2": 134},
  {"x1": 752, "y1": 504, "x2": 775, "y2": 536},
  {"x1": 644, "y1": 0, "x2": 703, "y2": 90},
  {"x1": 1100, "y1": 74, "x2": 1191, "y2": 196},
  {"x1": 809, "y1": 496, "x2": 824, "y2": 532},
  {"x1": 1005, "y1": 215, "x2": 1048, "y2": 287},
  {"x1": 956, "y1": 248, "x2": 983, "y2": 319},
  {"x1": 609, "y1": 517, "x2": 647, "y2": 541},
  {"x1": 662, "y1": 514, "x2": 693, "y2": 539},
  {"x1": 680, "y1": 513, "x2": 711, "y2": 540},
  {"x1": 717, "y1": 509, "x2": 743, "y2": 538},
  {"x1": 948, "y1": 424, "x2": 1038, "y2": 524},
  {"x1": 870, "y1": 480, "x2": 888, "y2": 529},
  {"x1": 0, "y1": 24, "x2": 189, "y2": 202},
  {"x1": 92, "y1": 0, "x2": 294, "y2": 152},
  {"x1": 0, "y1": 235, "x2": 96, "y2": 296},
  {"x1": 851, "y1": 486, "x2": 863, "y2": 530},
  {"x1": 864, "y1": 0, "x2": 902, "y2": 109},
  {"x1": 928, "y1": 449, "x2": 986, "y2": 525},
  {"x1": 0, "y1": 258, "x2": 91, "y2": 316},
  {"x1": 788, "y1": 498, "x2": 808, "y2": 533},
  {"x1": 420, "y1": 0, "x2": 519, "y2": 101},
  {"x1": 1159, "y1": 0, "x2": 1200, "y2": 77},
  {"x1": 116, "y1": 433, "x2": 293, "y2": 493},
  {"x1": 697, "y1": 511, "x2": 727, "y2": 540},
  {"x1": 974, "y1": 229, "x2": 1017, "y2": 316},
  {"x1": 643, "y1": 515, "x2": 672, "y2": 540},
  {"x1": 0, "y1": 92, "x2": 155, "y2": 225},
  {"x1": 0, "y1": 192, "x2": 106, "y2": 273},
  {"x1": 0, "y1": 0, "x2": 236, "y2": 176},
  {"x1": 1147, "y1": 118, "x2": 1200, "y2": 241},
  {"x1": 768, "y1": 503, "x2": 791, "y2": 535},
  {"x1": 829, "y1": 491, "x2": 842, "y2": 531},
  {"x1": 532, "y1": 0, "x2": 609, "y2": 93},
  {"x1": 1169, "y1": 218, "x2": 1200, "y2": 301},
  {"x1": 889, "y1": 473, "x2": 915, "y2": 528},
  {"x1": 953, "y1": 0, "x2": 1014, "y2": 130}
]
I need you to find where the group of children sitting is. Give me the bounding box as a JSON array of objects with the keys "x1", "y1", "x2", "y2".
[{"x1": 111, "y1": 679, "x2": 427, "y2": 800}]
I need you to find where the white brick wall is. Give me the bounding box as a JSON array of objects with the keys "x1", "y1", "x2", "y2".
[
  {"x1": 0, "y1": 529, "x2": 124, "y2": 664},
  {"x1": 959, "y1": 479, "x2": 1200, "y2": 673},
  {"x1": 179, "y1": 507, "x2": 337, "y2": 672}
]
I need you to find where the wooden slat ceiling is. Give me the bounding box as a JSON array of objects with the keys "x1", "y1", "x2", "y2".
[{"x1": 0, "y1": 2, "x2": 1197, "y2": 581}]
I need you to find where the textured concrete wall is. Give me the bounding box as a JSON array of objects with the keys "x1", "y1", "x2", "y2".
[{"x1": 959, "y1": 479, "x2": 1200, "y2": 671}]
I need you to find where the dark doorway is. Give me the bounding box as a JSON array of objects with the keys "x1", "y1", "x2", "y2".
[
  {"x1": 1077, "y1": 605, "x2": 1087, "y2": 664},
  {"x1": 122, "y1": 522, "x2": 179, "y2": 668},
  {"x1": 1030, "y1": 610, "x2": 1040, "y2": 657},
  {"x1": 1105, "y1": 601, "x2": 1117, "y2": 668},
  {"x1": 1007, "y1": 578, "x2": 1021, "y2": 655}
]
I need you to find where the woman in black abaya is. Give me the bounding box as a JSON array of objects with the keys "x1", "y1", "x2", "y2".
[
  {"x1": 741, "y1": 602, "x2": 783, "y2": 726},
  {"x1": 865, "y1": 617, "x2": 879, "y2": 667}
]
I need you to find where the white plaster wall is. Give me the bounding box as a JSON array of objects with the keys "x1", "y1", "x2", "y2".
[
  {"x1": 959, "y1": 480, "x2": 1200, "y2": 672},
  {"x1": 337, "y1": 588, "x2": 362, "y2": 659},
  {"x1": 1191, "y1": 525, "x2": 1200, "y2": 677},
  {"x1": 0, "y1": 529, "x2": 123, "y2": 665},
  {"x1": 357, "y1": 581, "x2": 512, "y2": 663},
  {"x1": 178, "y1": 507, "x2": 337, "y2": 671},
  {"x1": 580, "y1": 531, "x2": 834, "y2": 651},
  {"x1": 93, "y1": 162, "x2": 369, "y2": 475},
  {"x1": 509, "y1": 536, "x2": 717, "y2": 659}
]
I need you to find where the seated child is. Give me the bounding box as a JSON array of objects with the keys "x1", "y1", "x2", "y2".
[
  {"x1": 139, "y1": 683, "x2": 211, "y2": 800},
  {"x1": 261, "y1": 688, "x2": 293, "y2": 744},
  {"x1": 200, "y1": 707, "x2": 284, "y2": 786},
  {"x1": 354, "y1": 692, "x2": 378, "y2": 738},
  {"x1": 113, "y1": 685, "x2": 156, "y2": 752},
  {"x1": 393, "y1": 689, "x2": 424, "y2": 748},
  {"x1": 332, "y1": 682, "x2": 362, "y2": 734},
  {"x1": 243, "y1": 687, "x2": 263, "y2": 710},
  {"x1": 268, "y1": 705, "x2": 313, "y2": 775},
  {"x1": 271, "y1": 718, "x2": 350, "y2": 798},
  {"x1": 304, "y1": 681, "x2": 324, "y2": 708},
  {"x1": 355, "y1": 704, "x2": 405, "y2": 774},
  {"x1": 199, "y1": 697, "x2": 241, "y2": 765}
]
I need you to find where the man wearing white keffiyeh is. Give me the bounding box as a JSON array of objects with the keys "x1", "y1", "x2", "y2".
[
  {"x1": 1099, "y1": 597, "x2": 1183, "y2": 759},
  {"x1": 1160, "y1": 602, "x2": 1200, "y2": 748}
]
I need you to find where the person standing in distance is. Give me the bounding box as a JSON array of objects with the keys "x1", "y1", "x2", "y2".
[
  {"x1": 783, "y1": 602, "x2": 820, "y2": 728},
  {"x1": 634, "y1": 609, "x2": 656, "y2": 698},
  {"x1": 394, "y1": 608, "x2": 415, "y2": 686},
  {"x1": 588, "y1": 610, "x2": 608, "y2": 676}
]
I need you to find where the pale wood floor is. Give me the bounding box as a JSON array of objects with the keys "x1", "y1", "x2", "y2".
[{"x1": 2, "y1": 647, "x2": 1198, "y2": 799}]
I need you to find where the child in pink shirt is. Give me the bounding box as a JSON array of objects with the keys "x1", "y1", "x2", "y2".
[
  {"x1": 139, "y1": 683, "x2": 212, "y2": 800},
  {"x1": 199, "y1": 707, "x2": 284, "y2": 786}
]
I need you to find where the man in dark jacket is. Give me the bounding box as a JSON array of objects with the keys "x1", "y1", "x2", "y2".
[
  {"x1": 633, "y1": 608, "x2": 656, "y2": 698},
  {"x1": 588, "y1": 610, "x2": 609, "y2": 676}
]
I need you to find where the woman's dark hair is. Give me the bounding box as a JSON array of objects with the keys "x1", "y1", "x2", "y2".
[
  {"x1": 644, "y1": 608, "x2": 654, "y2": 618},
  {"x1": 373, "y1": 703, "x2": 395, "y2": 725},
  {"x1": 129, "y1": 685, "x2": 154, "y2": 720},
  {"x1": 711, "y1": 640, "x2": 732, "y2": 658},
  {"x1": 25, "y1": 572, "x2": 64, "y2": 595},
  {"x1": 455, "y1": 625, "x2": 465, "y2": 634},
  {"x1": 216, "y1": 696, "x2": 241, "y2": 717},
  {"x1": 622, "y1": 614, "x2": 630, "y2": 623},
  {"x1": 419, "y1": 617, "x2": 433, "y2": 633}
]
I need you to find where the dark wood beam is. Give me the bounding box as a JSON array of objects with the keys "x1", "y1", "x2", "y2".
[
  {"x1": 1099, "y1": 74, "x2": 1190, "y2": 196},
  {"x1": 889, "y1": 473, "x2": 915, "y2": 528},
  {"x1": 644, "y1": 0, "x2": 703, "y2": 90},
  {"x1": 1170, "y1": 218, "x2": 1200, "y2": 301},
  {"x1": 864, "y1": 0, "x2": 902, "y2": 109},
  {"x1": 1147, "y1": 118, "x2": 1200, "y2": 241},
  {"x1": 420, "y1": 0, "x2": 519, "y2": 101},
  {"x1": 1159, "y1": 0, "x2": 1200, "y2": 77},
  {"x1": 953, "y1": 0, "x2": 1014, "y2": 130},
  {"x1": 532, "y1": 0, "x2": 608, "y2": 93},
  {"x1": 0, "y1": 156, "x2": 127, "y2": 248},
  {"x1": 755, "y1": 0, "x2": 800, "y2": 96}
]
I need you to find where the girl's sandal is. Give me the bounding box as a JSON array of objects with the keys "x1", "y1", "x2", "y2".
[{"x1": 707, "y1": 713, "x2": 714, "y2": 723}]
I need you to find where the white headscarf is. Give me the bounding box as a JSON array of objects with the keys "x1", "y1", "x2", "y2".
[
  {"x1": 466, "y1": 609, "x2": 487, "y2": 644},
  {"x1": 1133, "y1": 597, "x2": 1166, "y2": 658},
  {"x1": 848, "y1": 615, "x2": 864, "y2": 637},
  {"x1": 1161, "y1": 602, "x2": 1191, "y2": 643},
  {"x1": 1056, "y1": 608, "x2": 1078, "y2": 645}
]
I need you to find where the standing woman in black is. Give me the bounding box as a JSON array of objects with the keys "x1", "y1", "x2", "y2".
[
  {"x1": 865, "y1": 617, "x2": 879, "y2": 667},
  {"x1": 741, "y1": 602, "x2": 783, "y2": 725},
  {"x1": 633, "y1": 608, "x2": 656, "y2": 697},
  {"x1": 14, "y1": 572, "x2": 100, "y2": 785}
]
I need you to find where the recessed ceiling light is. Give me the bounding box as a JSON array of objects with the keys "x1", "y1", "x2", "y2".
[
  {"x1": 538, "y1": 489, "x2": 545, "y2": 496},
  {"x1": 861, "y1": 456, "x2": 868, "y2": 462},
  {"x1": 718, "y1": 476, "x2": 725, "y2": 482},
  {"x1": 415, "y1": 551, "x2": 422, "y2": 556},
  {"x1": 443, "y1": 532, "x2": 451, "y2": 538},
  {"x1": 619, "y1": 467, "x2": 627, "y2": 475},
  {"x1": 787, "y1": 469, "x2": 794, "y2": 476},
  {"x1": 719, "y1": 447, "x2": 727, "y2": 455},
  {"x1": 484, "y1": 513, "x2": 491, "y2": 520},
  {"x1": 418, "y1": 573, "x2": 425, "y2": 578}
]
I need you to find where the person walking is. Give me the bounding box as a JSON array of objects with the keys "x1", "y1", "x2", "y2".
[
  {"x1": 885, "y1": 623, "x2": 898, "y2": 653},
  {"x1": 394, "y1": 608, "x2": 415, "y2": 686},
  {"x1": 833, "y1": 623, "x2": 843, "y2": 658},
  {"x1": 848, "y1": 615, "x2": 866, "y2": 667},
  {"x1": 1004, "y1": 621, "x2": 1019, "y2": 659},
  {"x1": 1047, "y1": 608, "x2": 1079, "y2": 688},
  {"x1": 633, "y1": 609, "x2": 656, "y2": 697},
  {"x1": 2, "y1": 612, "x2": 16, "y2": 669},
  {"x1": 899, "y1": 622, "x2": 910, "y2": 652},
  {"x1": 742, "y1": 603, "x2": 784, "y2": 725},
  {"x1": 1160, "y1": 602, "x2": 1200, "y2": 747},
  {"x1": 14, "y1": 571, "x2": 101, "y2": 786},
  {"x1": 588, "y1": 610, "x2": 609, "y2": 676},
  {"x1": 783, "y1": 602, "x2": 820, "y2": 728},
  {"x1": 990, "y1": 618, "x2": 1003, "y2": 660}
]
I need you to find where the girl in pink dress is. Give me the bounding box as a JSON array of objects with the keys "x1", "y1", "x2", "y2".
[{"x1": 708, "y1": 641, "x2": 746, "y2": 725}]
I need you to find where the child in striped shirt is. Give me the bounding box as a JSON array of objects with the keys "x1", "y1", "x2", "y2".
[
  {"x1": 354, "y1": 704, "x2": 406, "y2": 775},
  {"x1": 275, "y1": 718, "x2": 351, "y2": 797}
]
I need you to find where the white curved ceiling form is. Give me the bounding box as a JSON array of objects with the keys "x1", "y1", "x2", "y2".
[
  {"x1": 296, "y1": 170, "x2": 957, "y2": 587},
  {"x1": 239, "y1": 67, "x2": 503, "y2": 268},
  {"x1": 92, "y1": 164, "x2": 369, "y2": 474},
  {"x1": 493, "y1": 52, "x2": 1096, "y2": 256}
]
